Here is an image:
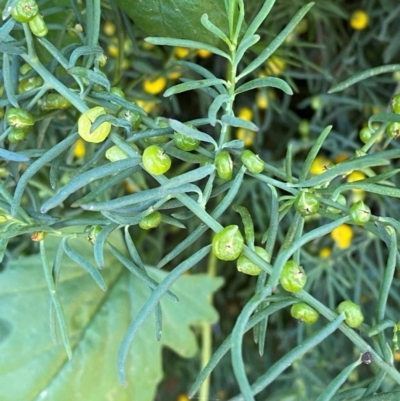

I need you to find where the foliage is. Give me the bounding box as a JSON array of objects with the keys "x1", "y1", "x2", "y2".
[{"x1": 1, "y1": 0, "x2": 400, "y2": 400}]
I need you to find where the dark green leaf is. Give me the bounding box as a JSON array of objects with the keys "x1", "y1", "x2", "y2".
[{"x1": 115, "y1": 0, "x2": 229, "y2": 46}]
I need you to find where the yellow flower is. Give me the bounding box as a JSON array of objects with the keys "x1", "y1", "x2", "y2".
[
  {"x1": 238, "y1": 107, "x2": 253, "y2": 121},
  {"x1": 107, "y1": 42, "x2": 119, "y2": 58},
  {"x1": 197, "y1": 49, "x2": 212, "y2": 58},
  {"x1": 236, "y1": 128, "x2": 255, "y2": 147},
  {"x1": 103, "y1": 21, "x2": 116, "y2": 36},
  {"x1": 266, "y1": 56, "x2": 286, "y2": 75},
  {"x1": 175, "y1": 47, "x2": 189, "y2": 58},
  {"x1": 350, "y1": 10, "x2": 369, "y2": 30},
  {"x1": 167, "y1": 70, "x2": 182, "y2": 80},
  {"x1": 334, "y1": 153, "x2": 349, "y2": 164},
  {"x1": 177, "y1": 395, "x2": 189, "y2": 401},
  {"x1": 143, "y1": 76, "x2": 167, "y2": 95},
  {"x1": 347, "y1": 171, "x2": 366, "y2": 194},
  {"x1": 257, "y1": 91, "x2": 268, "y2": 109},
  {"x1": 136, "y1": 99, "x2": 157, "y2": 113},
  {"x1": 394, "y1": 351, "x2": 400, "y2": 362},
  {"x1": 331, "y1": 224, "x2": 353, "y2": 249},
  {"x1": 319, "y1": 247, "x2": 332, "y2": 258},
  {"x1": 309, "y1": 156, "x2": 331, "y2": 175},
  {"x1": 74, "y1": 138, "x2": 86, "y2": 158}
]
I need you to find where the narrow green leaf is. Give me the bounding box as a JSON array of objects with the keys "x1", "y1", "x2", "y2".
[
  {"x1": 80, "y1": 184, "x2": 202, "y2": 211},
  {"x1": 368, "y1": 320, "x2": 396, "y2": 337},
  {"x1": 71, "y1": 166, "x2": 141, "y2": 207},
  {"x1": 37, "y1": 38, "x2": 70, "y2": 69},
  {"x1": 230, "y1": 314, "x2": 345, "y2": 400},
  {"x1": 235, "y1": 77, "x2": 292, "y2": 95},
  {"x1": 63, "y1": 240, "x2": 106, "y2": 291},
  {"x1": 160, "y1": 214, "x2": 186, "y2": 229},
  {"x1": 233, "y1": 206, "x2": 255, "y2": 248},
  {"x1": 200, "y1": 13, "x2": 230, "y2": 44},
  {"x1": 333, "y1": 182, "x2": 400, "y2": 199},
  {"x1": 233, "y1": 34, "x2": 260, "y2": 69},
  {"x1": 221, "y1": 115, "x2": 259, "y2": 131},
  {"x1": 328, "y1": 64, "x2": 400, "y2": 94},
  {"x1": 108, "y1": 244, "x2": 179, "y2": 302},
  {"x1": 41, "y1": 158, "x2": 141, "y2": 213},
  {"x1": 3, "y1": 53, "x2": 18, "y2": 108},
  {"x1": 12, "y1": 133, "x2": 79, "y2": 217},
  {"x1": 68, "y1": 45, "x2": 104, "y2": 68},
  {"x1": 124, "y1": 226, "x2": 145, "y2": 269},
  {"x1": 358, "y1": 392, "x2": 400, "y2": 401},
  {"x1": 315, "y1": 358, "x2": 362, "y2": 401},
  {"x1": 90, "y1": 91, "x2": 147, "y2": 115},
  {"x1": 231, "y1": 287, "x2": 275, "y2": 401},
  {"x1": 117, "y1": 245, "x2": 211, "y2": 385},
  {"x1": 242, "y1": 0, "x2": 276, "y2": 40},
  {"x1": 299, "y1": 125, "x2": 332, "y2": 181},
  {"x1": 168, "y1": 119, "x2": 218, "y2": 148},
  {"x1": 237, "y1": 2, "x2": 314, "y2": 81},
  {"x1": 376, "y1": 229, "x2": 397, "y2": 322},
  {"x1": 368, "y1": 113, "x2": 400, "y2": 132},
  {"x1": 90, "y1": 114, "x2": 132, "y2": 133},
  {"x1": 0, "y1": 238, "x2": 9, "y2": 263},
  {"x1": 222, "y1": 139, "x2": 245, "y2": 149},
  {"x1": 0, "y1": 148, "x2": 30, "y2": 163},
  {"x1": 208, "y1": 94, "x2": 230, "y2": 126},
  {"x1": 164, "y1": 78, "x2": 227, "y2": 97},
  {"x1": 68, "y1": 67, "x2": 110, "y2": 91},
  {"x1": 331, "y1": 388, "x2": 367, "y2": 401},
  {"x1": 94, "y1": 223, "x2": 119, "y2": 269},
  {"x1": 157, "y1": 166, "x2": 246, "y2": 268},
  {"x1": 145, "y1": 37, "x2": 231, "y2": 60},
  {"x1": 189, "y1": 297, "x2": 295, "y2": 398},
  {"x1": 291, "y1": 156, "x2": 389, "y2": 189},
  {"x1": 40, "y1": 241, "x2": 72, "y2": 359},
  {"x1": 0, "y1": 42, "x2": 25, "y2": 55}
]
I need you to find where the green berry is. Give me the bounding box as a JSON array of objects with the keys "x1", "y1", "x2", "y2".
[
  {"x1": 139, "y1": 211, "x2": 162, "y2": 230},
  {"x1": 391, "y1": 94, "x2": 400, "y2": 114},
  {"x1": 349, "y1": 200, "x2": 371, "y2": 225},
  {"x1": 359, "y1": 127, "x2": 372, "y2": 144},
  {"x1": 386, "y1": 122, "x2": 400, "y2": 139},
  {"x1": 291, "y1": 303, "x2": 319, "y2": 324},
  {"x1": 280, "y1": 260, "x2": 307, "y2": 293},
  {"x1": 240, "y1": 150, "x2": 264, "y2": 174},
  {"x1": 212, "y1": 225, "x2": 244, "y2": 261},
  {"x1": 294, "y1": 192, "x2": 320, "y2": 217},
  {"x1": 142, "y1": 145, "x2": 171, "y2": 175},
  {"x1": 337, "y1": 300, "x2": 364, "y2": 328},
  {"x1": 236, "y1": 246, "x2": 269, "y2": 276},
  {"x1": 215, "y1": 151, "x2": 233, "y2": 180}
]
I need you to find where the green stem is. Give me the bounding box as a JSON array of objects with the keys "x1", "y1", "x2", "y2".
[{"x1": 199, "y1": 250, "x2": 218, "y2": 401}]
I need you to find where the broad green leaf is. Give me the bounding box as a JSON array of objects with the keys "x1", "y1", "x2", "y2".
[
  {"x1": 115, "y1": 0, "x2": 229, "y2": 46},
  {"x1": 0, "y1": 231, "x2": 223, "y2": 401}
]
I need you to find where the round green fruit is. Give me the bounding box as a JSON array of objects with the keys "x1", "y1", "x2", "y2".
[
  {"x1": 6, "y1": 107, "x2": 35, "y2": 129},
  {"x1": 215, "y1": 151, "x2": 233, "y2": 180},
  {"x1": 359, "y1": 127, "x2": 372, "y2": 144},
  {"x1": 336, "y1": 300, "x2": 364, "y2": 328},
  {"x1": 291, "y1": 303, "x2": 319, "y2": 324},
  {"x1": 280, "y1": 260, "x2": 307, "y2": 293},
  {"x1": 212, "y1": 225, "x2": 244, "y2": 261},
  {"x1": 236, "y1": 246, "x2": 269, "y2": 276},
  {"x1": 11, "y1": 0, "x2": 39, "y2": 23},
  {"x1": 294, "y1": 192, "x2": 320, "y2": 217},
  {"x1": 78, "y1": 106, "x2": 111, "y2": 143},
  {"x1": 349, "y1": 200, "x2": 371, "y2": 225},
  {"x1": 142, "y1": 145, "x2": 171, "y2": 175},
  {"x1": 240, "y1": 150, "x2": 264, "y2": 174},
  {"x1": 139, "y1": 211, "x2": 162, "y2": 230}
]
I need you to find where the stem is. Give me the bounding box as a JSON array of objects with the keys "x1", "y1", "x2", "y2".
[{"x1": 199, "y1": 250, "x2": 218, "y2": 401}]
